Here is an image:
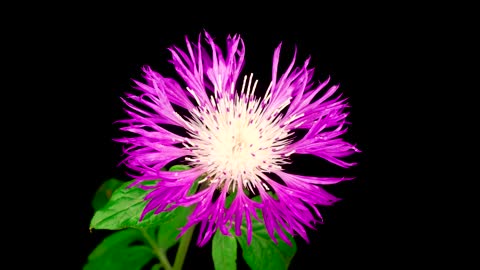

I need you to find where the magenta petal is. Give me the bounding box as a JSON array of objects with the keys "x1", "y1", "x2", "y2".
[
  {"x1": 275, "y1": 170, "x2": 354, "y2": 185},
  {"x1": 139, "y1": 66, "x2": 195, "y2": 110}
]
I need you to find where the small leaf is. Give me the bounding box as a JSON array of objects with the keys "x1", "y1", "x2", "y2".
[
  {"x1": 168, "y1": 164, "x2": 191, "y2": 171},
  {"x1": 212, "y1": 230, "x2": 237, "y2": 270},
  {"x1": 84, "y1": 229, "x2": 154, "y2": 270},
  {"x1": 90, "y1": 180, "x2": 178, "y2": 230},
  {"x1": 92, "y1": 178, "x2": 124, "y2": 211},
  {"x1": 236, "y1": 204, "x2": 297, "y2": 270}
]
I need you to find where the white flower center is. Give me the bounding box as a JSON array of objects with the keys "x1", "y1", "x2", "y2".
[{"x1": 183, "y1": 74, "x2": 294, "y2": 192}]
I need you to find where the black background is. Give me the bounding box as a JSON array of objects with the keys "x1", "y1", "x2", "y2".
[{"x1": 38, "y1": 3, "x2": 457, "y2": 269}]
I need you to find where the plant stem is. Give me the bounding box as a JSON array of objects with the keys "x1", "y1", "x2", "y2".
[
  {"x1": 172, "y1": 225, "x2": 196, "y2": 270},
  {"x1": 140, "y1": 228, "x2": 173, "y2": 270}
]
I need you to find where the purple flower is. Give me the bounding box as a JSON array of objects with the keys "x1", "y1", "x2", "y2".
[{"x1": 116, "y1": 31, "x2": 359, "y2": 246}]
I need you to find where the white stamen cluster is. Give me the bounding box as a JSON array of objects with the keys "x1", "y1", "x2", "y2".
[{"x1": 183, "y1": 74, "x2": 295, "y2": 192}]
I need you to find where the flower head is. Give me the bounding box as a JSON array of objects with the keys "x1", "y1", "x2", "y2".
[{"x1": 116, "y1": 31, "x2": 359, "y2": 246}]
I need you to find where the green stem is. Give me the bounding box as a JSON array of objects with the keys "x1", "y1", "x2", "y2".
[
  {"x1": 172, "y1": 225, "x2": 196, "y2": 270},
  {"x1": 140, "y1": 228, "x2": 173, "y2": 270}
]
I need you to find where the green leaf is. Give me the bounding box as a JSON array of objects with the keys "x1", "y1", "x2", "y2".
[
  {"x1": 84, "y1": 245, "x2": 154, "y2": 270},
  {"x1": 90, "y1": 180, "x2": 179, "y2": 230},
  {"x1": 92, "y1": 178, "x2": 124, "y2": 211},
  {"x1": 84, "y1": 229, "x2": 154, "y2": 270},
  {"x1": 212, "y1": 230, "x2": 237, "y2": 270},
  {"x1": 87, "y1": 229, "x2": 143, "y2": 260},
  {"x1": 155, "y1": 164, "x2": 196, "y2": 249},
  {"x1": 168, "y1": 164, "x2": 191, "y2": 172},
  {"x1": 235, "y1": 207, "x2": 297, "y2": 270},
  {"x1": 155, "y1": 206, "x2": 191, "y2": 250},
  {"x1": 90, "y1": 164, "x2": 198, "y2": 233}
]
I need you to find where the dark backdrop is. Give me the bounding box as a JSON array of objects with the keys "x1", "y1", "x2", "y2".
[{"x1": 65, "y1": 5, "x2": 422, "y2": 270}]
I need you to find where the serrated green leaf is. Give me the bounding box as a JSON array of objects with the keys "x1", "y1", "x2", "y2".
[
  {"x1": 84, "y1": 229, "x2": 154, "y2": 270},
  {"x1": 90, "y1": 180, "x2": 178, "y2": 230},
  {"x1": 212, "y1": 230, "x2": 237, "y2": 270},
  {"x1": 92, "y1": 178, "x2": 124, "y2": 211},
  {"x1": 236, "y1": 203, "x2": 297, "y2": 270}
]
